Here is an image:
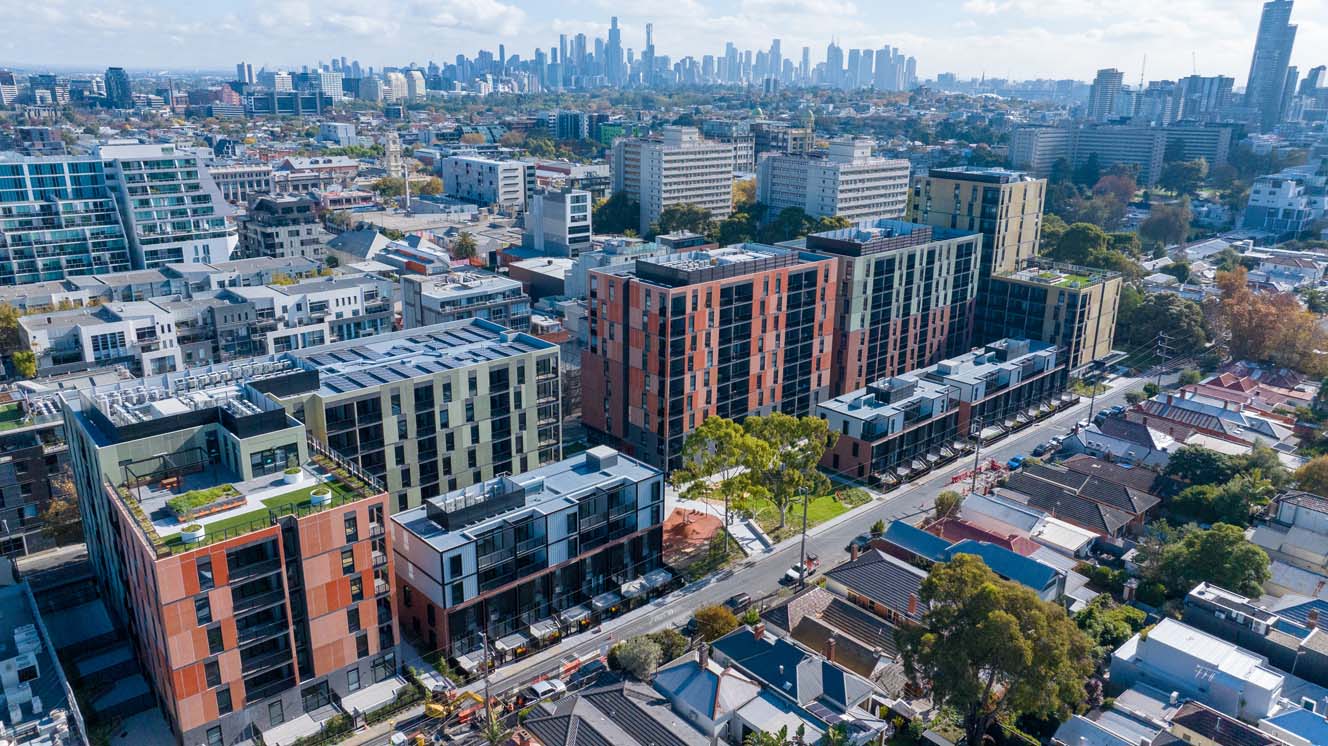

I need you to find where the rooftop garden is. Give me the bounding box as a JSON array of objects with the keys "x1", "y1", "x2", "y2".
[
  {"x1": 0, "y1": 403, "x2": 25, "y2": 432},
  {"x1": 119, "y1": 452, "x2": 380, "y2": 557}
]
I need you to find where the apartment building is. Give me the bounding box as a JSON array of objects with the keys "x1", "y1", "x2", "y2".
[
  {"x1": 440, "y1": 154, "x2": 531, "y2": 211},
  {"x1": 1011, "y1": 125, "x2": 1233, "y2": 186},
  {"x1": 20, "y1": 275, "x2": 393, "y2": 376},
  {"x1": 62, "y1": 370, "x2": 398, "y2": 746},
  {"x1": 527, "y1": 188, "x2": 592, "y2": 257},
  {"x1": 750, "y1": 121, "x2": 813, "y2": 157},
  {"x1": 977, "y1": 260, "x2": 1122, "y2": 372},
  {"x1": 818, "y1": 373, "x2": 964, "y2": 485},
  {"x1": 98, "y1": 142, "x2": 237, "y2": 267},
  {"x1": 699, "y1": 120, "x2": 757, "y2": 173},
  {"x1": 908, "y1": 167, "x2": 1045, "y2": 282},
  {"x1": 610, "y1": 127, "x2": 736, "y2": 235},
  {"x1": 401, "y1": 272, "x2": 531, "y2": 332},
  {"x1": 278, "y1": 321, "x2": 562, "y2": 513},
  {"x1": 0, "y1": 392, "x2": 71, "y2": 557},
  {"x1": 1242, "y1": 162, "x2": 1328, "y2": 241},
  {"x1": 237, "y1": 194, "x2": 329, "y2": 261},
  {"x1": 0, "y1": 151, "x2": 134, "y2": 285},
  {"x1": 756, "y1": 138, "x2": 910, "y2": 222},
  {"x1": 917, "y1": 338, "x2": 1068, "y2": 439},
  {"x1": 392, "y1": 446, "x2": 665, "y2": 662},
  {"x1": 801, "y1": 220, "x2": 981, "y2": 393},
  {"x1": 207, "y1": 164, "x2": 275, "y2": 205},
  {"x1": 582, "y1": 244, "x2": 837, "y2": 471}
]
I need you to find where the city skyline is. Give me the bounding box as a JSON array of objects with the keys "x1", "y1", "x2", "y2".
[{"x1": 2, "y1": 0, "x2": 1326, "y2": 83}]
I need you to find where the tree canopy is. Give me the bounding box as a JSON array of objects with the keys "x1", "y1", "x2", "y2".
[
  {"x1": 1215, "y1": 267, "x2": 1328, "y2": 376},
  {"x1": 898, "y1": 555, "x2": 1094, "y2": 746},
  {"x1": 451, "y1": 231, "x2": 478, "y2": 260},
  {"x1": 741, "y1": 413, "x2": 837, "y2": 530},
  {"x1": 1154, "y1": 523, "x2": 1271, "y2": 597},
  {"x1": 652, "y1": 202, "x2": 714, "y2": 237},
  {"x1": 593, "y1": 193, "x2": 640, "y2": 235},
  {"x1": 693, "y1": 605, "x2": 739, "y2": 642}
]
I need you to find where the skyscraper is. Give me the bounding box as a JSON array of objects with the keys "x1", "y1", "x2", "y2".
[
  {"x1": 235, "y1": 62, "x2": 254, "y2": 85},
  {"x1": 1086, "y1": 68, "x2": 1124, "y2": 122},
  {"x1": 606, "y1": 16, "x2": 624, "y2": 85},
  {"x1": 1245, "y1": 0, "x2": 1297, "y2": 131},
  {"x1": 104, "y1": 66, "x2": 132, "y2": 109}
]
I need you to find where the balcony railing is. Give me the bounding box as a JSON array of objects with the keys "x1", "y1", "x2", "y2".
[
  {"x1": 236, "y1": 619, "x2": 290, "y2": 646},
  {"x1": 231, "y1": 588, "x2": 286, "y2": 614},
  {"x1": 240, "y1": 647, "x2": 293, "y2": 675}
]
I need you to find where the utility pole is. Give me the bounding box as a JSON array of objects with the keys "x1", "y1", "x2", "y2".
[
  {"x1": 1155, "y1": 331, "x2": 1171, "y2": 389},
  {"x1": 480, "y1": 630, "x2": 493, "y2": 728},
  {"x1": 797, "y1": 485, "x2": 809, "y2": 591},
  {"x1": 1085, "y1": 360, "x2": 1105, "y2": 422},
  {"x1": 969, "y1": 415, "x2": 984, "y2": 494}
]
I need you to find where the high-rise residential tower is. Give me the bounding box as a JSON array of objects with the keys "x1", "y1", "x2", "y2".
[
  {"x1": 1086, "y1": 68, "x2": 1124, "y2": 122},
  {"x1": 1245, "y1": 0, "x2": 1298, "y2": 131}
]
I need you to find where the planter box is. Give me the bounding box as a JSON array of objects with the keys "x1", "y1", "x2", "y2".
[
  {"x1": 283, "y1": 469, "x2": 308, "y2": 485},
  {"x1": 181, "y1": 525, "x2": 206, "y2": 543},
  {"x1": 169, "y1": 493, "x2": 246, "y2": 521},
  {"x1": 310, "y1": 488, "x2": 333, "y2": 506}
]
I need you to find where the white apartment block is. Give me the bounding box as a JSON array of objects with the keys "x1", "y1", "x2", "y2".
[
  {"x1": 406, "y1": 70, "x2": 427, "y2": 101},
  {"x1": 440, "y1": 154, "x2": 531, "y2": 210},
  {"x1": 612, "y1": 126, "x2": 735, "y2": 235},
  {"x1": 98, "y1": 142, "x2": 237, "y2": 267},
  {"x1": 207, "y1": 164, "x2": 275, "y2": 204},
  {"x1": 528, "y1": 188, "x2": 593, "y2": 256},
  {"x1": 756, "y1": 138, "x2": 910, "y2": 222},
  {"x1": 384, "y1": 72, "x2": 408, "y2": 102}
]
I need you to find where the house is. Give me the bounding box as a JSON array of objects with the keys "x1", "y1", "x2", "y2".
[
  {"x1": 759, "y1": 587, "x2": 906, "y2": 694},
  {"x1": 653, "y1": 648, "x2": 763, "y2": 741},
  {"x1": 1065, "y1": 418, "x2": 1179, "y2": 468},
  {"x1": 1063, "y1": 455, "x2": 1166, "y2": 495},
  {"x1": 999, "y1": 462, "x2": 1160, "y2": 536},
  {"x1": 946, "y1": 540, "x2": 1066, "y2": 601},
  {"x1": 1169, "y1": 701, "x2": 1286, "y2": 746},
  {"x1": 1182, "y1": 583, "x2": 1328, "y2": 692},
  {"x1": 1251, "y1": 492, "x2": 1328, "y2": 599},
  {"x1": 1110, "y1": 618, "x2": 1286, "y2": 722},
  {"x1": 522, "y1": 681, "x2": 711, "y2": 746},
  {"x1": 1260, "y1": 705, "x2": 1328, "y2": 746},
  {"x1": 823, "y1": 548, "x2": 929, "y2": 626}
]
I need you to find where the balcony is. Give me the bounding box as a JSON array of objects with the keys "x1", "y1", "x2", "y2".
[
  {"x1": 236, "y1": 619, "x2": 290, "y2": 647},
  {"x1": 369, "y1": 523, "x2": 385, "y2": 538},
  {"x1": 240, "y1": 647, "x2": 293, "y2": 675},
  {"x1": 231, "y1": 587, "x2": 286, "y2": 614},
  {"x1": 244, "y1": 676, "x2": 295, "y2": 703},
  {"x1": 374, "y1": 578, "x2": 391, "y2": 597},
  {"x1": 515, "y1": 536, "x2": 543, "y2": 556},
  {"x1": 372, "y1": 551, "x2": 388, "y2": 568},
  {"x1": 228, "y1": 558, "x2": 282, "y2": 583}
]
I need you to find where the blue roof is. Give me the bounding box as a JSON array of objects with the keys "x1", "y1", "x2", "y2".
[
  {"x1": 881, "y1": 521, "x2": 950, "y2": 562},
  {"x1": 945, "y1": 540, "x2": 1059, "y2": 592},
  {"x1": 1277, "y1": 598, "x2": 1328, "y2": 633},
  {"x1": 1266, "y1": 707, "x2": 1328, "y2": 746}
]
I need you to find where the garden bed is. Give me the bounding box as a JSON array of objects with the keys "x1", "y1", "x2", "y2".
[{"x1": 167, "y1": 484, "x2": 243, "y2": 520}]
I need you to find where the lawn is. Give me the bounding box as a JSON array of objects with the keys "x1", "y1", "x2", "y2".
[
  {"x1": 162, "y1": 478, "x2": 360, "y2": 552},
  {"x1": 751, "y1": 490, "x2": 867, "y2": 542},
  {"x1": 0, "y1": 403, "x2": 24, "y2": 432}
]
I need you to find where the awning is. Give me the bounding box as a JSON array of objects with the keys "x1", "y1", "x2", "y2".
[
  {"x1": 643, "y1": 568, "x2": 673, "y2": 589},
  {"x1": 454, "y1": 651, "x2": 484, "y2": 674},
  {"x1": 620, "y1": 578, "x2": 648, "y2": 599},
  {"x1": 529, "y1": 619, "x2": 560, "y2": 641},
  {"x1": 952, "y1": 440, "x2": 970, "y2": 452},
  {"x1": 925, "y1": 451, "x2": 941, "y2": 463},
  {"x1": 493, "y1": 631, "x2": 530, "y2": 653},
  {"x1": 591, "y1": 591, "x2": 622, "y2": 611},
  {"x1": 558, "y1": 604, "x2": 591, "y2": 626}
]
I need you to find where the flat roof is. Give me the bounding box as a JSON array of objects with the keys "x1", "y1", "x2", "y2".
[
  {"x1": 393, "y1": 447, "x2": 659, "y2": 553},
  {"x1": 294, "y1": 319, "x2": 555, "y2": 396}
]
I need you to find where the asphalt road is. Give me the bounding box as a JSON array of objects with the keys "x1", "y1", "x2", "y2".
[{"x1": 361, "y1": 371, "x2": 1162, "y2": 746}]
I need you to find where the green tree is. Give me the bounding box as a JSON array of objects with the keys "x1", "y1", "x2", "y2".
[
  {"x1": 10, "y1": 350, "x2": 36, "y2": 379},
  {"x1": 898, "y1": 555, "x2": 1094, "y2": 746},
  {"x1": 693, "y1": 605, "x2": 739, "y2": 642},
  {"x1": 451, "y1": 232, "x2": 478, "y2": 260},
  {"x1": 1114, "y1": 290, "x2": 1208, "y2": 356},
  {"x1": 649, "y1": 628, "x2": 689, "y2": 662},
  {"x1": 612, "y1": 636, "x2": 662, "y2": 681},
  {"x1": 1160, "y1": 261, "x2": 1191, "y2": 284},
  {"x1": 673, "y1": 417, "x2": 771, "y2": 550},
  {"x1": 0, "y1": 303, "x2": 21, "y2": 352},
  {"x1": 934, "y1": 490, "x2": 962, "y2": 522},
  {"x1": 1296, "y1": 455, "x2": 1328, "y2": 496},
  {"x1": 1179, "y1": 369, "x2": 1202, "y2": 386},
  {"x1": 593, "y1": 193, "x2": 641, "y2": 235},
  {"x1": 1139, "y1": 202, "x2": 1192, "y2": 249},
  {"x1": 741, "y1": 413, "x2": 837, "y2": 530},
  {"x1": 1165, "y1": 445, "x2": 1236, "y2": 485},
  {"x1": 371, "y1": 177, "x2": 406, "y2": 198},
  {"x1": 1050, "y1": 222, "x2": 1108, "y2": 265},
  {"x1": 418, "y1": 176, "x2": 444, "y2": 196},
  {"x1": 1158, "y1": 159, "x2": 1209, "y2": 196},
  {"x1": 1040, "y1": 213, "x2": 1069, "y2": 255},
  {"x1": 1074, "y1": 595, "x2": 1147, "y2": 657},
  {"x1": 38, "y1": 470, "x2": 81, "y2": 545},
  {"x1": 479, "y1": 708, "x2": 512, "y2": 746},
  {"x1": 653, "y1": 202, "x2": 714, "y2": 236},
  {"x1": 743, "y1": 725, "x2": 793, "y2": 746},
  {"x1": 1073, "y1": 153, "x2": 1102, "y2": 186},
  {"x1": 1210, "y1": 471, "x2": 1275, "y2": 526},
  {"x1": 1155, "y1": 523, "x2": 1270, "y2": 597}
]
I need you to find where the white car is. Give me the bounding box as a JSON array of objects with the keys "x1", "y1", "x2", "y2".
[{"x1": 521, "y1": 678, "x2": 567, "y2": 705}]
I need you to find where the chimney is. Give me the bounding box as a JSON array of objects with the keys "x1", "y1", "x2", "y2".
[
  {"x1": 753, "y1": 622, "x2": 766, "y2": 640},
  {"x1": 1166, "y1": 393, "x2": 1174, "y2": 405},
  {"x1": 908, "y1": 594, "x2": 918, "y2": 617},
  {"x1": 824, "y1": 636, "x2": 837, "y2": 663},
  {"x1": 697, "y1": 641, "x2": 709, "y2": 668},
  {"x1": 1309, "y1": 608, "x2": 1321, "y2": 629},
  {"x1": 850, "y1": 543, "x2": 859, "y2": 561}
]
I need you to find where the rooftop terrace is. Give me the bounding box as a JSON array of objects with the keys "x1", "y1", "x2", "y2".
[{"x1": 1001, "y1": 259, "x2": 1120, "y2": 289}]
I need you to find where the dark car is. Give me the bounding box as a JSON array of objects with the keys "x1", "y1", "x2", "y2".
[
  {"x1": 846, "y1": 534, "x2": 873, "y2": 553},
  {"x1": 681, "y1": 617, "x2": 699, "y2": 637},
  {"x1": 725, "y1": 593, "x2": 753, "y2": 613}
]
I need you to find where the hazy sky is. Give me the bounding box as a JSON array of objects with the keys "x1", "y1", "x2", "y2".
[{"x1": 1, "y1": 0, "x2": 1325, "y2": 84}]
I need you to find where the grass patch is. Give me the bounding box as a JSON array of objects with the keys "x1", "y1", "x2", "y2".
[
  {"x1": 166, "y1": 484, "x2": 240, "y2": 516},
  {"x1": 1069, "y1": 378, "x2": 1108, "y2": 396},
  {"x1": 683, "y1": 535, "x2": 743, "y2": 581},
  {"x1": 755, "y1": 494, "x2": 855, "y2": 542},
  {"x1": 162, "y1": 479, "x2": 360, "y2": 552},
  {"x1": 0, "y1": 403, "x2": 24, "y2": 432}
]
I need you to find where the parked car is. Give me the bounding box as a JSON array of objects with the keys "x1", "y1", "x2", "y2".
[
  {"x1": 1108, "y1": 405, "x2": 1126, "y2": 415},
  {"x1": 782, "y1": 554, "x2": 821, "y2": 584},
  {"x1": 845, "y1": 534, "x2": 873, "y2": 553},
  {"x1": 681, "y1": 617, "x2": 699, "y2": 637},
  {"x1": 1006, "y1": 455, "x2": 1025, "y2": 470},
  {"x1": 725, "y1": 593, "x2": 753, "y2": 613},
  {"x1": 569, "y1": 660, "x2": 607, "y2": 687},
  {"x1": 519, "y1": 679, "x2": 566, "y2": 706},
  {"x1": 1032, "y1": 442, "x2": 1053, "y2": 457}
]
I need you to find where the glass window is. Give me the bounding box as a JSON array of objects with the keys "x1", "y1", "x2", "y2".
[
  {"x1": 268, "y1": 700, "x2": 284, "y2": 726},
  {"x1": 206, "y1": 727, "x2": 223, "y2": 746},
  {"x1": 216, "y1": 688, "x2": 232, "y2": 716},
  {"x1": 347, "y1": 668, "x2": 361, "y2": 692},
  {"x1": 356, "y1": 632, "x2": 369, "y2": 658},
  {"x1": 341, "y1": 549, "x2": 355, "y2": 575},
  {"x1": 207, "y1": 626, "x2": 224, "y2": 655},
  {"x1": 204, "y1": 660, "x2": 221, "y2": 688},
  {"x1": 348, "y1": 607, "x2": 361, "y2": 633},
  {"x1": 344, "y1": 515, "x2": 359, "y2": 543},
  {"x1": 350, "y1": 576, "x2": 363, "y2": 602},
  {"x1": 195, "y1": 597, "x2": 212, "y2": 626},
  {"x1": 197, "y1": 556, "x2": 214, "y2": 591}
]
